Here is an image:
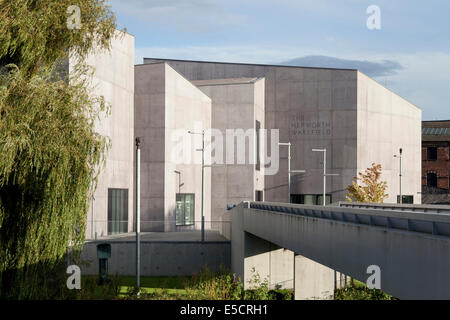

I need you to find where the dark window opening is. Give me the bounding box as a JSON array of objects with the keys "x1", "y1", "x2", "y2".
[
  {"x1": 290, "y1": 194, "x2": 332, "y2": 205},
  {"x1": 176, "y1": 194, "x2": 195, "y2": 226},
  {"x1": 427, "y1": 172, "x2": 438, "y2": 187},
  {"x1": 108, "y1": 188, "x2": 128, "y2": 235},
  {"x1": 397, "y1": 195, "x2": 414, "y2": 204},
  {"x1": 255, "y1": 190, "x2": 263, "y2": 201},
  {"x1": 427, "y1": 147, "x2": 437, "y2": 161}
]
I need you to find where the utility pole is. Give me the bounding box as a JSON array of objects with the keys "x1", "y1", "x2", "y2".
[
  {"x1": 189, "y1": 130, "x2": 205, "y2": 242},
  {"x1": 135, "y1": 137, "x2": 141, "y2": 296},
  {"x1": 279, "y1": 142, "x2": 305, "y2": 203},
  {"x1": 394, "y1": 148, "x2": 403, "y2": 204},
  {"x1": 312, "y1": 148, "x2": 339, "y2": 206}
]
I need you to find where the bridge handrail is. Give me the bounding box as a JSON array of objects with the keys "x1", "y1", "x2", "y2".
[
  {"x1": 336, "y1": 201, "x2": 450, "y2": 214},
  {"x1": 245, "y1": 201, "x2": 450, "y2": 237}
]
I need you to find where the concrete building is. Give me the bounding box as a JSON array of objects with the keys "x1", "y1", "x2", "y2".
[
  {"x1": 192, "y1": 78, "x2": 265, "y2": 223},
  {"x1": 76, "y1": 35, "x2": 428, "y2": 298},
  {"x1": 74, "y1": 31, "x2": 135, "y2": 238},
  {"x1": 80, "y1": 46, "x2": 423, "y2": 239},
  {"x1": 422, "y1": 120, "x2": 450, "y2": 204},
  {"x1": 134, "y1": 63, "x2": 212, "y2": 231},
  {"x1": 142, "y1": 58, "x2": 422, "y2": 211}
]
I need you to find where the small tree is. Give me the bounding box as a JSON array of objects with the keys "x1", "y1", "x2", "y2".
[{"x1": 346, "y1": 163, "x2": 388, "y2": 203}]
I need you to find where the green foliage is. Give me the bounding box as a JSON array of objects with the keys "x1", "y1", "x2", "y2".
[
  {"x1": 346, "y1": 163, "x2": 389, "y2": 203},
  {"x1": 63, "y1": 273, "x2": 122, "y2": 300},
  {"x1": 185, "y1": 266, "x2": 244, "y2": 300},
  {"x1": 0, "y1": 0, "x2": 117, "y2": 75},
  {"x1": 0, "y1": 0, "x2": 117, "y2": 299},
  {"x1": 335, "y1": 280, "x2": 397, "y2": 300},
  {"x1": 0, "y1": 64, "x2": 110, "y2": 299},
  {"x1": 244, "y1": 267, "x2": 271, "y2": 300}
]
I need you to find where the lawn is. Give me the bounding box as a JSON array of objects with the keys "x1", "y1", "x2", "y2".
[{"x1": 81, "y1": 275, "x2": 191, "y2": 299}]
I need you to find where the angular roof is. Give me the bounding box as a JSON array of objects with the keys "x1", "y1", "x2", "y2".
[
  {"x1": 143, "y1": 57, "x2": 357, "y2": 72},
  {"x1": 192, "y1": 77, "x2": 262, "y2": 87}
]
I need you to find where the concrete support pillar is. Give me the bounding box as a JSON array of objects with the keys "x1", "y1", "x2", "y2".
[
  {"x1": 232, "y1": 203, "x2": 293, "y2": 290},
  {"x1": 231, "y1": 203, "x2": 334, "y2": 299},
  {"x1": 294, "y1": 254, "x2": 335, "y2": 300},
  {"x1": 243, "y1": 232, "x2": 294, "y2": 290}
]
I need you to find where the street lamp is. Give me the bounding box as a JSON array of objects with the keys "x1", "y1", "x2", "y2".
[
  {"x1": 312, "y1": 148, "x2": 339, "y2": 206},
  {"x1": 279, "y1": 142, "x2": 306, "y2": 203},
  {"x1": 135, "y1": 137, "x2": 141, "y2": 296},
  {"x1": 394, "y1": 148, "x2": 403, "y2": 204},
  {"x1": 188, "y1": 130, "x2": 206, "y2": 242}
]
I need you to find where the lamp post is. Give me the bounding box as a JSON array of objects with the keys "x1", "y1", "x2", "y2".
[
  {"x1": 189, "y1": 130, "x2": 205, "y2": 242},
  {"x1": 135, "y1": 137, "x2": 141, "y2": 296},
  {"x1": 312, "y1": 148, "x2": 339, "y2": 206},
  {"x1": 394, "y1": 148, "x2": 403, "y2": 204},
  {"x1": 279, "y1": 142, "x2": 306, "y2": 203}
]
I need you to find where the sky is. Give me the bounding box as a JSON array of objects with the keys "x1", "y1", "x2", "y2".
[{"x1": 108, "y1": 0, "x2": 450, "y2": 120}]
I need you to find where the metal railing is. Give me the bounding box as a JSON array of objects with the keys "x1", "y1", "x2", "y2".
[
  {"x1": 246, "y1": 201, "x2": 450, "y2": 237},
  {"x1": 85, "y1": 220, "x2": 231, "y2": 241},
  {"x1": 336, "y1": 201, "x2": 450, "y2": 214}
]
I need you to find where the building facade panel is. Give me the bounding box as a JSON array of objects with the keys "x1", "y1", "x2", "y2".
[{"x1": 78, "y1": 31, "x2": 135, "y2": 238}]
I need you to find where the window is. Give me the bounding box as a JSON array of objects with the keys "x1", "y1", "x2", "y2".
[
  {"x1": 397, "y1": 195, "x2": 414, "y2": 204},
  {"x1": 108, "y1": 189, "x2": 128, "y2": 235},
  {"x1": 427, "y1": 172, "x2": 438, "y2": 187},
  {"x1": 255, "y1": 190, "x2": 263, "y2": 201},
  {"x1": 176, "y1": 194, "x2": 195, "y2": 226},
  {"x1": 290, "y1": 194, "x2": 332, "y2": 205},
  {"x1": 427, "y1": 147, "x2": 437, "y2": 161},
  {"x1": 256, "y1": 120, "x2": 261, "y2": 171}
]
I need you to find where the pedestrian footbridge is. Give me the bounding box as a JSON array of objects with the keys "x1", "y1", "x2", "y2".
[{"x1": 230, "y1": 201, "x2": 450, "y2": 300}]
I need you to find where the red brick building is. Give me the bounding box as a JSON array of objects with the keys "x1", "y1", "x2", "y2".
[{"x1": 422, "y1": 120, "x2": 450, "y2": 204}]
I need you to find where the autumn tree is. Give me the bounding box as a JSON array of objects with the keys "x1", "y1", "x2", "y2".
[
  {"x1": 0, "y1": 0, "x2": 118, "y2": 299},
  {"x1": 346, "y1": 163, "x2": 388, "y2": 203}
]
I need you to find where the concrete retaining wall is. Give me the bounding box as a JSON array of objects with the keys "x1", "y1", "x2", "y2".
[{"x1": 80, "y1": 241, "x2": 230, "y2": 276}]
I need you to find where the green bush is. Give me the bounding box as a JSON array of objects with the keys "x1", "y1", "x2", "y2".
[{"x1": 334, "y1": 279, "x2": 397, "y2": 300}]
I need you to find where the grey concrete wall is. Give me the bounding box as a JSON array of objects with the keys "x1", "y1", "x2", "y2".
[
  {"x1": 165, "y1": 65, "x2": 212, "y2": 231},
  {"x1": 135, "y1": 63, "x2": 166, "y2": 230},
  {"x1": 242, "y1": 232, "x2": 294, "y2": 290},
  {"x1": 80, "y1": 241, "x2": 230, "y2": 276},
  {"x1": 294, "y1": 254, "x2": 335, "y2": 300},
  {"x1": 194, "y1": 78, "x2": 265, "y2": 222},
  {"x1": 135, "y1": 63, "x2": 211, "y2": 231},
  {"x1": 78, "y1": 31, "x2": 135, "y2": 238},
  {"x1": 357, "y1": 72, "x2": 422, "y2": 204}
]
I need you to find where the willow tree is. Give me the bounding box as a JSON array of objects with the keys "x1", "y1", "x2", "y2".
[
  {"x1": 346, "y1": 163, "x2": 389, "y2": 203},
  {"x1": 0, "y1": 0, "x2": 117, "y2": 299}
]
